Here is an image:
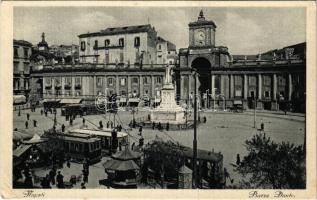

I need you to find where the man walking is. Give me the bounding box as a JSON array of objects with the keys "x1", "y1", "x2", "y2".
[
  {"x1": 26, "y1": 113, "x2": 30, "y2": 120},
  {"x1": 25, "y1": 121, "x2": 28, "y2": 129}
]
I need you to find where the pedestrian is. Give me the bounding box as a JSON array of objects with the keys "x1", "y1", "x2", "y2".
[
  {"x1": 25, "y1": 121, "x2": 28, "y2": 129},
  {"x1": 18, "y1": 107, "x2": 21, "y2": 116},
  {"x1": 24, "y1": 174, "x2": 33, "y2": 188},
  {"x1": 166, "y1": 122, "x2": 169, "y2": 131},
  {"x1": 139, "y1": 126, "x2": 143, "y2": 136},
  {"x1": 70, "y1": 118, "x2": 73, "y2": 126},
  {"x1": 236, "y1": 154, "x2": 241, "y2": 166},
  {"x1": 27, "y1": 113, "x2": 30, "y2": 120},
  {"x1": 260, "y1": 120, "x2": 264, "y2": 131},
  {"x1": 152, "y1": 122, "x2": 155, "y2": 130},
  {"x1": 45, "y1": 111, "x2": 48, "y2": 117},
  {"x1": 131, "y1": 142, "x2": 135, "y2": 150},
  {"x1": 158, "y1": 122, "x2": 162, "y2": 131},
  {"x1": 61, "y1": 124, "x2": 65, "y2": 132},
  {"x1": 81, "y1": 182, "x2": 86, "y2": 189},
  {"x1": 56, "y1": 171, "x2": 64, "y2": 188},
  {"x1": 33, "y1": 120, "x2": 37, "y2": 127},
  {"x1": 66, "y1": 156, "x2": 71, "y2": 168},
  {"x1": 82, "y1": 169, "x2": 89, "y2": 183},
  {"x1": 82, "y1": 118, "x2": 85, "y2": 125},
  {"x1": 139, "y1": 137, "x2": 144, "y2": 147},
  {"x1": 106, "y1": 121, "x2": 110, "y2": 128},
  {"x1": 49, "y1": 167, "x2": 56, "y2": 185},
  {"x1": 40, "y1": 109, "x2": 43, "y2": 115},
  {"x1": 148, "y1": 114, "x2": 151, "y2": 121},
  {"x1": 203, "y1": 116, "x2": 207, "y2": 123},
  {"x1": 99, "y1": 121, "x2": 103, "y2": 129},
  {"x1": 119, "y1": 142, "x2": 122, "y2": 151},
  {"x1": 110, "y1": 121, "x2": 113, "y2": 128},
  {"x1": 198, "y1": 115, "x2": 201, "y2": 122}
]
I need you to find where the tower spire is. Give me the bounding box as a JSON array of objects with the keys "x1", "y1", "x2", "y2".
[
  {"x1": 198, "y1": 9, "x2": 205, "y2": 21},
  {"x1": 41, "y1": 32, "x2": 45, "y2": 42}
]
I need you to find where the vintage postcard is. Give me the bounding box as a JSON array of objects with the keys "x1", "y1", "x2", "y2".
[{"x1": 0, "y1": 1, "x2": 316, "y2": 199}]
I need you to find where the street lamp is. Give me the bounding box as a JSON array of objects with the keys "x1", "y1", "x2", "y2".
[
  {"x1": 191, "y1": 68, "x2": 198, "y2": 189},
  {"x1": 213, "y1": 88, "x2": 217, "y2": 112}
]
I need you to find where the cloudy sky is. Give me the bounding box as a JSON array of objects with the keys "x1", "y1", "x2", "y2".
[{"x1": 14, "y1": 7, "x2": 306, "y2": 55}]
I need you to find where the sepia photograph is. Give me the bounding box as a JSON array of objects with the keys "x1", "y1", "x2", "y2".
[{"x1": 0, "y1": 1, "x2": 316, "y2": 199}]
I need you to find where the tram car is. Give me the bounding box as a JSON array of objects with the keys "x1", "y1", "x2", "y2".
[
  {"x1": 61, "y1": 104, "x2": 106, "y2": 117},
  {"x1": 43, "y1": 130, "x2": 102, "y2": 164},
  {"x1": 68, "y1": 128, "x2": 128, "y2": 153}
]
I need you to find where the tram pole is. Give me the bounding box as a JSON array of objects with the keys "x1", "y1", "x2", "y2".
[{"x1": 193, "y1": 71, "x2": 198, "y2": 189}]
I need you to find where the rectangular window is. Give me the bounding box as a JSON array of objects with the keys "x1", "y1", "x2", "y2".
[
  {"x1": 55, "y1": 77, "x2": 61, "y2": 86},
  {"x1": 120, "y1": 78, "x2": 126, "y2": 86},
  {"x1": 249, "y1": 76, "x2": 256, "y2": 86},
  {"x1": 134, "y1": 37, "x2": 140, "y2": 47},
  {"x1": 14, "y1": 47, "x2": 18, "y2": 58},
  {"x1": 120, "y1": 52, "x2": 124, "y2": 62},
  {"x1": 119, "y1": 38, "x2": 124, "y2": 46},
  {"x1": 265, "y1": 91, "x2": 270, "y2": 98},
  {"x1": 132, "y1": 77, "x2": 138, "y2": 84},
  {"x1": 75, "y1": 77, "x2": 81, "y2": 85},
  {"x1": 156, "y1": 77, "x2": 162, "y2": 84},
  {"x1": 105, "y1": 39, "x2": 110, "y2": 47},
  {"x1": 97, "y1": 77, "x2": 103, "y2": 87},
  {"x1": 143, "y1": 77, "x2": 148, "y2": 84},
  {"x1": 65, "y1": 77, "x2": 72, "y2": 85},
  {"x1": 264, "y1": 76, "x2": 271, "y2": 86},
  {"x1": 94, "y1": 40, "x2": 98, "y2": 48},
  {"x1": 45, "y1": 78, "x2": 51, "y2": 85},
  {"x1": 108, "y1": 78, "x2": 113, "y2": 86},
  {"x1": 234, "y1": 75, "x2": 243, "y2": 86},
  {"x1": 23, "y1": 48, "x2": 29, "y2": 58},
  {"x1": 80, "y1": 41, "x2": 86, "y2": 51},
  {"x1": 105, "y1": 50, "x2": 109, "y2": 64}
]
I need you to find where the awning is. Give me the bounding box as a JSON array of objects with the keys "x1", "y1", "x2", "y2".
[
  {"x1": 233, "y1": 100, "x2": 243, "y2": 105},
  {"x1": 60, "y1": 98, "x2": 82, "y2": 104},
  {"x1": 13, "y1": 95, "x2": 26, "y2": 104},
  {"x1": 128, "y1": 98, "x2": 140, "y2": 103},
  {"x1": 42, "y1": 99, "x2": 61, "y2": 103},
  {"x1": 13, "y1": 144, "x2": 32, "y2": 157},
  {"x1": 120, "y1": 98, "x2": 127, "y2": 103}
]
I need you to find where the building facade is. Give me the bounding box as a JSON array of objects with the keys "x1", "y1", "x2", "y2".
[
  {"x1": 13, "y1": 40, "x2": 33, "y2": 100},
  {"x1": 30, "y1": 24, "x2": 177, "y2": 104},
  {"x1": 177, "y1": 11, "x2": 306, "y2": 112}
]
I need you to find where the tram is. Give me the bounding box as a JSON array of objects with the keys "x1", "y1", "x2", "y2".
[
  {"x1": 68, "y1": 128, "x2": 128, "y2": 152},
  {"x1": 43, "y1": 130, "x2": 102, "y2": 164}
]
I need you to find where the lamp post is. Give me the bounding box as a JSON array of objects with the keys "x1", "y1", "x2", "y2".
[
  {"x1": 253, "y1": 94, "x2": 256, "y2": 128},
  {"x1": 192, "y1": 69, "x2": 198, "y2": 189},
  {"x1": 213, "y1": 88, "x2": 217, "y2": 112}
]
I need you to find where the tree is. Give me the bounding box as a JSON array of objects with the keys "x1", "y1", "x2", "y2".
[{"x1": 234, "y1": 132, "x2": 305, "y2": 189}]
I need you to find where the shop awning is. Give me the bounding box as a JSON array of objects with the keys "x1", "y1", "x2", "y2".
[
  {"x1": 60, "y1": 98, "x2": 82, "y2": 104},
  {"x1": 128, "y1": 98, "x2": 140, "y2": 103},
  {"x1": 120, "y1": 98, "x2": 127, "y2": 103},
  {"x1": 233, "y1": 100, "x2": 243, "y2": 105},
  {"x1": 13, "y1": 95, "x2": 26, "y2": 104},
  {"x1": 42, "y1": 99, "x2": 61, "y2": 103},
  {"x1": 13, "y1": 144, "x2": 32, "y2": 157}
]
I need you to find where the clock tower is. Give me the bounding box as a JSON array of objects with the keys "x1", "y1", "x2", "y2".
[{"x1": 189, "y1": 10, "x2": 216, "y2": 47}]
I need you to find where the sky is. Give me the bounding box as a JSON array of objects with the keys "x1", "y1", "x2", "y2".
[{"x1": 14, "y1": 7, "x2": 306, "y2": 55}]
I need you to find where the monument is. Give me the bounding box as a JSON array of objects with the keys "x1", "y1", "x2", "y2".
[{"x1": 150, "y1": 65, "x2": 186, "y2": 124}]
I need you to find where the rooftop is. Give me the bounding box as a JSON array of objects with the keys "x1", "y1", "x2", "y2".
[
  {"x1": 78, "y1": 24, "x2": 154, "y2": 38},
  {"x1": 13, "y1": 39, "x2": 33, "y2": 47}
]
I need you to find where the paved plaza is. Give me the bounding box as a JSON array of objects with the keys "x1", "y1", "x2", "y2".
[{"x1": 13, "y1": 108, "x2": 305, "y2": 188}]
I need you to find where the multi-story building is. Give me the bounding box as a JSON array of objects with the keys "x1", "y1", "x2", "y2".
[
  {"x1": 156, "y1": 36, "x2": 178, "y2": 65},
  {"x1": 177, "y1": 10, "x2": 306, "y2": 112},
  {"x1": 13, "y1": 40, "x2": 33, "y2": 101},
  {"x1": 30, "y1": 24, "x2": 176, "y2": 105},
  {"x1": 78, "y1": 24, "x2": 158, "y2": 65}
]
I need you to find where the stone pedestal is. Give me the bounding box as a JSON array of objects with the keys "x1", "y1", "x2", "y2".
[
  {"x1": 151, "y1": 65, "x2": 186, "y2": 125},
  {"x1": 151, "y1": 83, "x2": 185, "y2": 124}
]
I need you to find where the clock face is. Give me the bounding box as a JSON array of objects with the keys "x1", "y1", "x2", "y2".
[{"x1": 195, "y1": 30, "x2": 206, "y2": 46}]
